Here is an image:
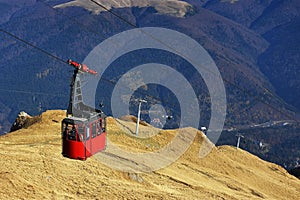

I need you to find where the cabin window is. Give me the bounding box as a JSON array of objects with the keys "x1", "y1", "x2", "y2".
[
  {"x1": 62, "y1": 123, "x2": 75, "y2": 140},
  {"x1": 102, "y1": 118, "x2": 106, "y2": 132},
  {"x1": 62, "y1": 123, "x2": 67, "y2": 139},
  {"x1": 97, "y1": 120, "x2": 102, "y2": 135},
  {"x1": 77, "y1": 125, "x2": 85, "y2": 141},
  {"x1": 86, "y1": 127, "x2": 90, "y2": 140},
  {"x1": 92, "y1": 123, "x2": 97, "y2": 138},
  {"x1": 66, "y1": 124, "x2": 76, "y2": 141}
]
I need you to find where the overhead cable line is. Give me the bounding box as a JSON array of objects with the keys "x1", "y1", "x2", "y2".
[
  {"x1": 0, "y1": 29, "x2": 66, "y2": 64},
  {"x1": 0, "y1": 28, "x2": 163, "y2": 106},
  {"x1": 90, "y1": 0, "x2": 138, "y2": 28},
  {"x1": 0, "y1": 31, "x2": 68, "y2": 98},
  {"x1": 0, "y1": 88, "x2": 67, "y2": 97}
]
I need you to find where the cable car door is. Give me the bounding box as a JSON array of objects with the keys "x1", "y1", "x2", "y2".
[{"x1": 85, "y1": 126, "x2": 92, "y2": 157}]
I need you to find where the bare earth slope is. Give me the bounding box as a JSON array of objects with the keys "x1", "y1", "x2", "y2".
[{"x1": 0, "y1": 110, "x2": 299, "y2": 199}]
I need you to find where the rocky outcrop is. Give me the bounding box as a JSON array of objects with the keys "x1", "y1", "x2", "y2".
[{"x1": 10, "y1": 111, "x2": 41, "y2": 132}]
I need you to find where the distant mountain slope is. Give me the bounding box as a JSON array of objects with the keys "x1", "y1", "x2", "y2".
[
  {"x1": 204, "y1": 0, "x2": 273, "y2": 27},
  {"x1": 258, "y1": 18, "x2": 300, "y2": 111},
  {"x1": 203, "y1": 0, "x2": 300, "y2": 33},
  {"x1": 203, "y1": 0, "x2": 300, "y2": 112},
  {"x1": 250, "y1": 0, "x2": 300, "y2": 34},
  {"x1": 0, "y1": 110, "x2": 299, "y2": 199},
  {"x1": 0, "y1": 0, "x2": 36, "y2": 24}
]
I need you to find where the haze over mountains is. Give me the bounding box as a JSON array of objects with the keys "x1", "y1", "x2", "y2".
[{"x1": 0, "y1": 0, "x2": 299, "y2": 169}]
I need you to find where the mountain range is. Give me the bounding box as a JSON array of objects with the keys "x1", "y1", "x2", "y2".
[{"x1": 0, "y1": 0, "x2": 299, "y2": 169}]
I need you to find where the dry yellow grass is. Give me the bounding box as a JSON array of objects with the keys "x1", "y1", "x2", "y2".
[{"x1": 0, "y1": 110, "x2": 299, "y2": 199}]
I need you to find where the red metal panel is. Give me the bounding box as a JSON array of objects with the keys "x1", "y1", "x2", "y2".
[
  {"x1": 91, "y1": 133, "x2": 104, "y2": 154},
  {"x1": 62, "y1": 140, "x2": 86, "y2": 160}
]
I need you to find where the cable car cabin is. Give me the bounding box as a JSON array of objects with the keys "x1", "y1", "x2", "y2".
[
  {"x1": 62, "y1": 115, "x2": 106, "y2": 160},
  {"x1": 61, "y1": 59, "x2": 106, "y2": 160}
]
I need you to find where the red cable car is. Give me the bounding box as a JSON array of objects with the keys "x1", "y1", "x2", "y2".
[
  {"x1": 61, "y1": 59, "x2": 106, "y2": 160},
  {"x1": 62, "y1": 116, "x2": 106, "y2": 160}
]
